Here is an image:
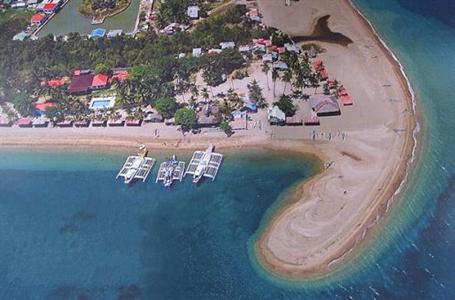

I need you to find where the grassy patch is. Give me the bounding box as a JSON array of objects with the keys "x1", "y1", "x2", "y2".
[{"x1": 0, "y1": 9, "x2": 34, "y2": 26}]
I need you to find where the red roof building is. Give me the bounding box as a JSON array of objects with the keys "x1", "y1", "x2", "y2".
[
  {"x1": 35, "y1": 102, "x2": 56, "y2": 111},
  {"x1": 91, "y1": 74, "x2": 109, "y2": 90},
  {"x1": 109, "y1": 70, "x2": 129, "y2": 83},
  {"x1": 43, "y1": 3, "x2": 59, "y2": 14},
  {"x1": 31, "y1": 13, "x2": 47, "y2": 26},
  {"x1": 68, "y1": 73, "x2": 94, "y2": 94}
]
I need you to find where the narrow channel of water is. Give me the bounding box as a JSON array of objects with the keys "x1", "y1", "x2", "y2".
[{"x1": 37, "y1": 0, "x2": 140, "y2": 37}]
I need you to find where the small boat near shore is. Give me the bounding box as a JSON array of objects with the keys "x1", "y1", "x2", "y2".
[
  {"x1": 185, "y1": 144, "x2": 223, "y2": 184},
  {"x1": 156, "y1": 155, "x2": 186, "y2": 187},
  {"x1": 116, "y1": 146, "x2": 155, "y2": 185}
]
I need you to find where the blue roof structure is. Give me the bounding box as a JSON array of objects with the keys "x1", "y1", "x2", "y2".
[
  {"x1": 90, "y1": 28, "x2": 106, "y2": 39},
  {"x1": 242, "y1": 100, "x2": 257, "y2": 112}
]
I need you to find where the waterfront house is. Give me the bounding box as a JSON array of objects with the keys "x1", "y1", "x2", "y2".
[
  {"x1": 267, "y1": 106, "x2": 286, "y2": 125},
  {"x1": 310, "y1": 95, "x2": 341, "y2": 116},
  {"x1": 43, "y1": 3, "x2": 58, "y2": 14},
  {"x1": 107, "y1": 29, "x2": 123, "y2": 38},
  {"x1": 74, "y1": 119, "x2": 91, "y2": 127},
  {"x1": 31, "y1": 13, "x2": 47, "y2": 26},
  {"x1": 187, "y1": 5, "x2": 199, "y2": 19},
  {"x1": 13, "y1": 31, "x2": 29, "y2": 41},
  {"x1": 0, "y1": 116, "x2": 12, "y2": 127},
  {"x1": 32, "y1": 117, "x2": 49, "y2": 128}
]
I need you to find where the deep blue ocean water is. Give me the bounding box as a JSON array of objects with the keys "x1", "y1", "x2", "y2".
[{"x1": 2, "y1": 0, "x2": 455, "y2": 298}]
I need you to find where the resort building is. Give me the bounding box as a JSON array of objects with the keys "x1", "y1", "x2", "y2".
[
  {"x1": 231, "y1": 110, "x2": 248, "y2": 130},
  {"x1": 267, "y1": 106, "x2": 286, "y2": 125},
  {"x1": 187, "y1": 5, "x2": 199, "y2": 19},
  {"x1": 68, "y1": 70, "x2": 94, "y2": 94},
  {"x1": 31, "y1": 13, "x2": 47, "y2": 26},
  {"x1": 309, "y1": 95, "x2": 341, "y2": 116},
  {"x1": 91, "y1": 73, "x2": 109, "y2": 90}
]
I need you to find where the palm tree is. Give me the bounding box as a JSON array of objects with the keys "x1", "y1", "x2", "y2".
[
  {"x1": 282, "y1": 70, "x2": 292, "y2": 95},
  {"x1": 227, "y1": 88, "x2": 242, "y2": 108},
  {"x1": 201, "y1": 87, "x2": 210, "y2": 103},
  {"x1": 261, "y1": 63, "x2": 271, "y2": 91},
  {"x1": 272, "y1": 68, "x2": 280, "y2": 98}
]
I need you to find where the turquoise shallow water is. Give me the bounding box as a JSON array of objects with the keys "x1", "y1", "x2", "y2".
[
  {"x1": 3, "y1": 0, "x2": 455, "y2": 298},
  {"x1": 0, "y1": 149, "x2": 322, "y2": 299}
]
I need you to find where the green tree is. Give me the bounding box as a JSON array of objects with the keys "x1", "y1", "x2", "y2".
[
  {"x1": 12, "y1": 93, "x2": 34, "y2": 117},
  {"x1": 174, "y1": 107, "x2": 197, "y2": 131},
  {"x1": 45, "y1": 106, "x2": 64, "y2": 122},
  {"x1": 155, "y1": 97, "x2": 177, "y2": 119},
  {"x1": 247, "y1": 79, "x2": 266, "y2": 108},
  {"x1": 273, "y1": 95, "x2": 296, "y2": 117},
  {"x1": 220, "y1": 121, "x2": 233, "y2": 137}
]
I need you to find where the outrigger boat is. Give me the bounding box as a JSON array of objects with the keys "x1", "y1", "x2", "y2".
[
  {"x1": 117, "y1": 146, "x2": 156, "y2": 185},
  {"x1": 185, "y1": 144, "x2": 223, "y2": 184},
  {"x1": 156, "y1": 155, "x2": 186, "y2": 187}
]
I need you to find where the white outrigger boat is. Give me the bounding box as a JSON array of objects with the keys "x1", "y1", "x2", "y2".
[
  {"x1": 185, "y1": 144, "x2": 223, "y2": 184},
  {"x1": 156, "y1": 155, "x2": 186, "y2": 187},
  {"x1": 116, "y1": 146, "x2": 155, "y2": 185}
]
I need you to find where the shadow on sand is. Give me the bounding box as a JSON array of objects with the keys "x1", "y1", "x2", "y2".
[{"x1": 293, "y1": 15, "x2": 353, "y2": 47}]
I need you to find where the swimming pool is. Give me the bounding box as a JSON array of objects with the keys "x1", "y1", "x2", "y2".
[{"x1": 89, "y1": 97, "x2": 115, "y2": 110}]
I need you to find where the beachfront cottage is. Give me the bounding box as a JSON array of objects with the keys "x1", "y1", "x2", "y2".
[
  {"x1": 310, "y1": 95, "x2": 341, "y2": 116},
  {"x1": 241, "y1": 98, "x2": 257, "y2": 113},
  {"x1": 231, "y1": 110, "x2": 248, "y2": 130},
  {"x1": 197, "y1": 105, "x2": 222, "y2": 128},
  {"x1": 187, "y1": 5, "x2": 199, "y2": 19},
  {"x1": 31, "y1": 13, "x2": 47, "y2": 26},
  {"x1": 267, "y1": 106, "x2": 286, "y2": 125},
  {"x1": 68, "y1": 71, "x2": 94, "y2": 95},
  {"x1": 144, "y1": 111, "x2": 163, "y2": 123}
]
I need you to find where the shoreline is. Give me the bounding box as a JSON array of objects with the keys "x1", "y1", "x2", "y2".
[{"x1": 254, "y1": 0, "x2": 420, "y2": 278}]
